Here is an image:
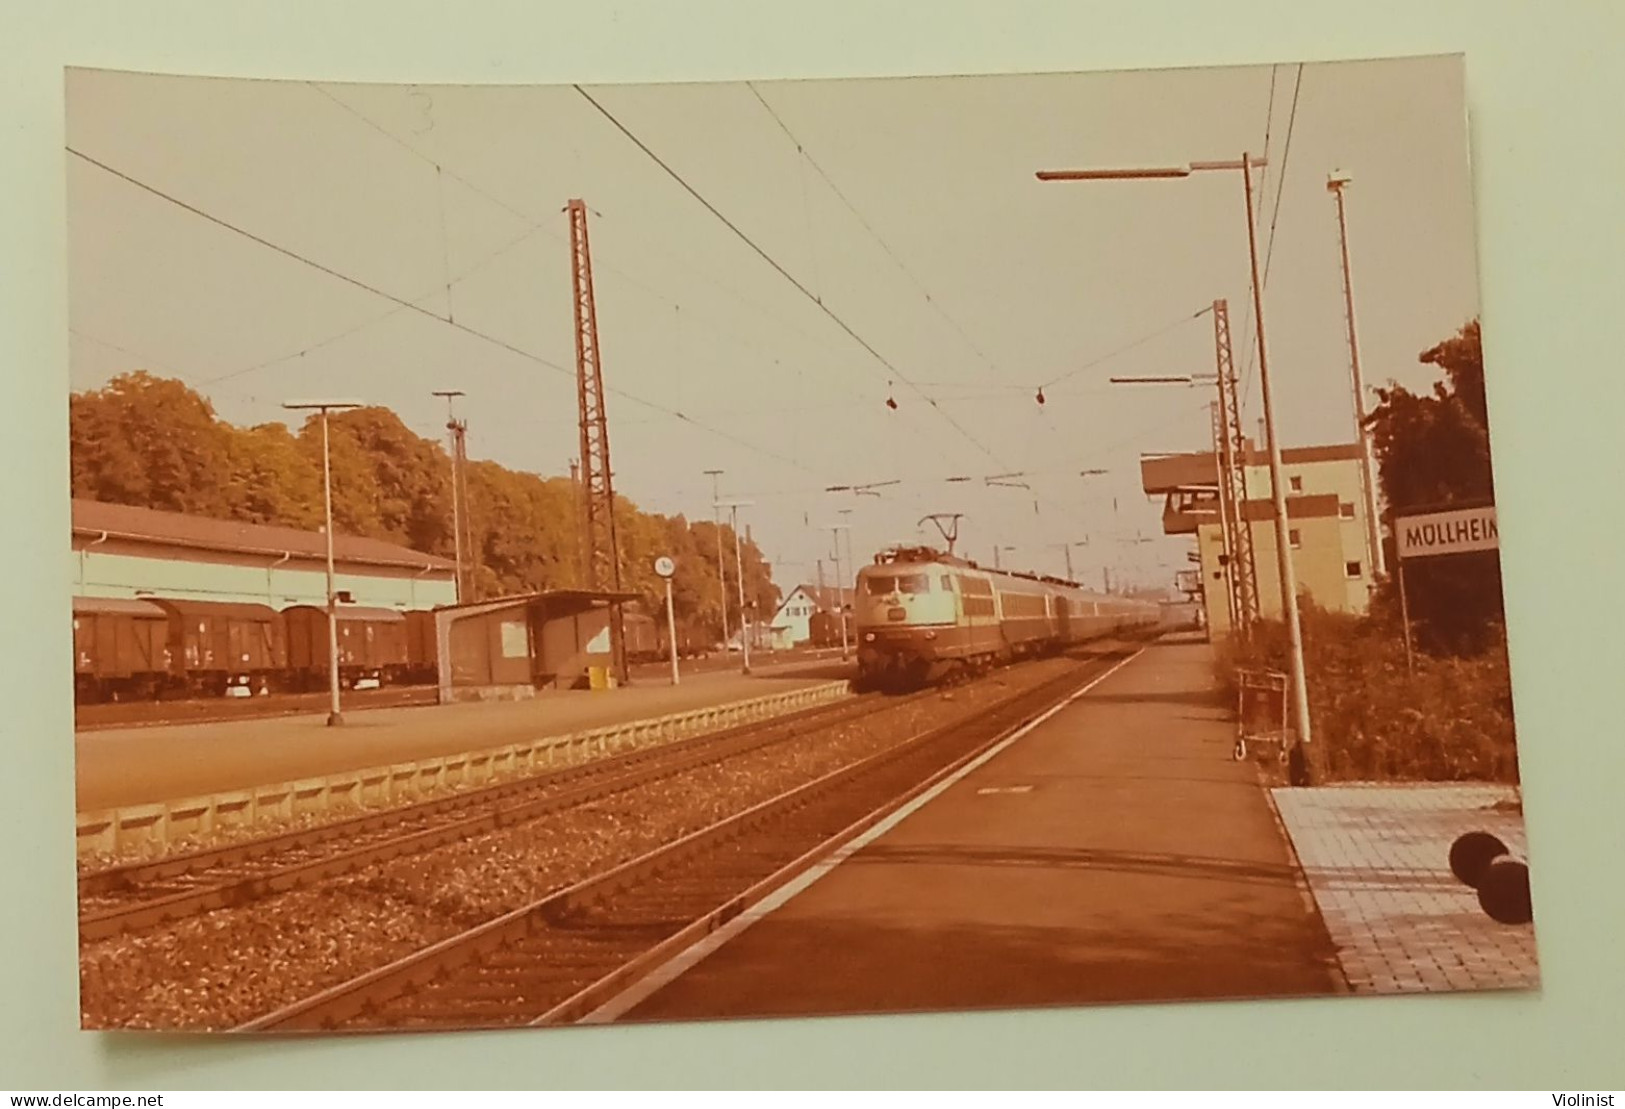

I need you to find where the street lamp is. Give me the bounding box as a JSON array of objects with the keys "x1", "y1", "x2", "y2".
[
  {"x1": 432, "y1": 390, "x2": 467, "y2": 604},
  {"x1": 1038, "y1": 152, "x2": 1314, "y2": 762},
  {"x1": 827, "y1": 519, "x2": 853, "y2": 660},
  {"x1": 1327, "y1": 172, "x2": 1386, "y2": 581},
  {"x1": 704, "y1": 469, "x2": 730, "y2": 652},
  {"x1": 283, "y1": 398, "x2": 362, "y2": 727},
  {"x1": 716, "y1": 499, "x2": 755, "y2": 674}
]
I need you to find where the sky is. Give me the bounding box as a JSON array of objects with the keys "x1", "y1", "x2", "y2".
[{"x1": 64, "y1": 55, "x2": 1481, "y2": 594}]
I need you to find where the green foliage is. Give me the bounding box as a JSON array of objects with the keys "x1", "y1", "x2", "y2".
[
  {"x1": 1217, "y1": 602, "x2": 1519, "y2": 784},
  {"x1": 69, "y1": 372, "x2": 236, "y2": 515},
  {"x1": 1209, "y1": 317, "x2": 1521, "y2": 784},
  {"x1": 68, "y1": 373, "x2": 779, "y2": 634},
  {"x1": 1366, "y1": 318, "x2": 1504, "y2": 655}
]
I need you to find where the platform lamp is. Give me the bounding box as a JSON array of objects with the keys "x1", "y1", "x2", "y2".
[
  {"x1": 283, "y1": 399, "x2": 362, "y2": 727},
  {"x1": 1037, "y1": 154, "x2": 1313, "y2": 769},
  {"x1": 715, "y1": 499, "x2": 755, "y2": 675}
]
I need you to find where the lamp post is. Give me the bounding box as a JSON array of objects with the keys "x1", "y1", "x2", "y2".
[
  {"x1": 828, "y1": 520, "x2": 852, "y2": 660},
  {"x1": 704, "y1": 469, "x2": 730, "y2": 654},
  {"x1": 837, "y1": 507, "x2": 861, "y2": 652},
  {"x1": 717, "y1": 499, "x2": 754, "y2": 674},
  {"x1": 1038, "y1": 153, "x2": 1313, "y2": 761},
  {"x1": 432, "y1": 390, "x2": 467, "y2": 604},
  {"x1": 1327, "y1": 172, "x2": 1386, "y2": 581},
  {"x1": 283, "y1": 399, "x2": 362, "y2": 727}
]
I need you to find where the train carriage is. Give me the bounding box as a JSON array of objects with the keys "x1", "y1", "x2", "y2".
[
  {"x1": 147, "y1": 598, "x2": 286, "y2": 697},
  {"x1": 72, "y1": 596, "x2": 170, "y2": 702},
  {"x1": 283, "y1": 605, "x2": 411, "y2": 691},
  {"x1": 853, "y1": 545, "x2": 1160, "y2": 690},
  {"x1": 621, "y1": 607, "x2": 716, "y2": 664}
]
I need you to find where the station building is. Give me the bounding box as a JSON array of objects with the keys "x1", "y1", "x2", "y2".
[
  {"x1": 1140, "y1": 442, "x2": 1380, "y2": 638},
  {"x1": 71, "y1": 498, "x2": 458, "y2": 611}
]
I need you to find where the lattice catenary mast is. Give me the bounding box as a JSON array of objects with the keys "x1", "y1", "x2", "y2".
[
  {"x1": 1211, "y1": 298, "x2": 1259, "y2": 638},
  {"x1": 568, "y1": 198, "x2": 628, "y2": 683}
]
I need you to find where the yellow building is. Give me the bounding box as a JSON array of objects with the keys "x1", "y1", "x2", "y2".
[{"x1": 1141, "y1": 443, "x2": 1379, "y2": 638}]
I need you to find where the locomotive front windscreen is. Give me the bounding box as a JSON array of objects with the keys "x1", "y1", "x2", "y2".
[{"x1": 864, "y1": 573, "x2": 933, "y2": 595}]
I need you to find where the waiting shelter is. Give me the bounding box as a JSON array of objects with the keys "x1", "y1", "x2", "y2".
[{"x1": 434, "y1": 589, "x2": 640, "y2": 704}]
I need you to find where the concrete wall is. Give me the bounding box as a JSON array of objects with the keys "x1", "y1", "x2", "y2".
[{"x1": 72, "y1": 537, "x2": 456, "y2": 611}]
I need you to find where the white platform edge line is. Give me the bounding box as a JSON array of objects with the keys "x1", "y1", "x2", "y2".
[{"x1": 579, "y1": 646, "x2": 1149, "y2": 1025}]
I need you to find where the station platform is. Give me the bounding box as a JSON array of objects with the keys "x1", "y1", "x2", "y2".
[
  {"x1": 608, "y1": 635, "x2": 1346, "y2": 1022},
  {"x1": 75, "y1": 658, "x2": 851, "y2": 813}
]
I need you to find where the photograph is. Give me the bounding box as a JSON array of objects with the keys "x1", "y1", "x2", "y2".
[{"x1": 65, "y1": 54, "x2": 1537, "y2": 1034}]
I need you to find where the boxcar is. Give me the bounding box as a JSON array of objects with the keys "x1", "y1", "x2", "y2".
[
  {"x1": 661, "y1": 616, "x2": 715, "y2": 659},
  {"x1": 403, "y1": 608, "x2": 439, "y2": 684},
  {"x1": 620, "y1": 610, "x2": 661, "y2": 663},
  {"x1": 149, "y1": 598, "x2": 285, "y2": 696},
  {"x1": 807, "y1": 609, "x2": 847, "y2": 648},
  {"x1": 72, "y1": 596, "x2": 169, "y2": 702},
  {"x1": 283, "y1": 605, "x2": 410, "y2": 690}
]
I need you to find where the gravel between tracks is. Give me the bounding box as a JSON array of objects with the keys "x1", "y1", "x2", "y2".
[
  {"x1": 79, "y1": 655, "x2": 1092, "y2": 1030},
  {"x1": 77, "y1": 689, "x2": 849, "y2": 872}
]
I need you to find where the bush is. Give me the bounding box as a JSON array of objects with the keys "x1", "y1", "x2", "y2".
[{"x1": 1216, "y1": 601, "x2": 1519, "y2": 784}]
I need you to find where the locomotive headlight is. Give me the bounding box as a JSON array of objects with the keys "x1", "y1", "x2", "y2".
[{"x1": 864, "y1": 632, "x2": 876, "y2": 642}]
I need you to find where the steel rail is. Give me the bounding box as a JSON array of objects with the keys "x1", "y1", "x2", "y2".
[
  {"x1": 235, "y1": 645, "x2": 1138, "y2": 1033},
  {"x1": 79, "y1": 690, "x2": 917, "y2": 940}
]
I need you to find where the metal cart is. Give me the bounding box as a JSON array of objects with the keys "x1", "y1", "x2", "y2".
[{"x1": 1234, "y1": 666, "x2": 1290, "y2": 763}]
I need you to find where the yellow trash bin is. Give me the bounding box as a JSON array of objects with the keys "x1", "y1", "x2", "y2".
[{"x1": 588, "y1": 665, "x2": 608, "y2": 691}]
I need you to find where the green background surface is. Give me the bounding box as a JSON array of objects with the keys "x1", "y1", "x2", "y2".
[{"x1": 4, "y1": 0, "x2": 1620, "y2": 1090}]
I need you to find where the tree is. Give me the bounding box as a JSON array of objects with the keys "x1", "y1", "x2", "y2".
[
  {"x1": 67, "y1": 373, "x2": 787, "y2": 626},
  {"x1": 1366, "y1": 318, "x2": 1504, "y2": 655},
  {"x1": 225, "y1": 422, "x2": 323, "y2": 529},
  {"x1": 69, "y1": 372, "x2": 236, "y2": 515}
]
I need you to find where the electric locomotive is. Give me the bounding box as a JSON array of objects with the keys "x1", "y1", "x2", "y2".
[{"x1": 852, "y1": 546, "x2": 1158, "y2": 690}]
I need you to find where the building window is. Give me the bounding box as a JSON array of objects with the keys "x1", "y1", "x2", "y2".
[
  {"x1": 1289, "y1": 476, "x2": 1304, "y2": 493},
  {"x1": 1346, "y1": 560, "x2": 1363, "y2": 579},
  {"x1": 1289, "y1": 528, "x2": 1301, "y2": 549},
  {"x1": 1340, "y1": 501, "x2": 1356, "y2": 520}
]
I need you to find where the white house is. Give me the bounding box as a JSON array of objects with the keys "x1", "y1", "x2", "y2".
[{"x1": 765, "y1": 584, "x2": 845, "y2": 647}]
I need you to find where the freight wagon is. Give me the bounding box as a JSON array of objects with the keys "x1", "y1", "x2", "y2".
[
  {"x1": 282, "y1": 605, "x2": 412, "y2": 691},
  {"x1": 70, "y1": 596, "x2": 434, "y2": 703},
  {"x1": 621, "y1": 608, "x2": 717, "y2": 664}
]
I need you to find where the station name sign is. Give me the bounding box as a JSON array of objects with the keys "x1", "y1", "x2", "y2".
[{"x1": 1395, "y1": 505, "x2": 1498, "y2": 560}]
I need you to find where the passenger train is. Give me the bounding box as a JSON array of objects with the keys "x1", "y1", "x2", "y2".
[{"x1": 853, "y1": 546, "x2": 1161, "y2": 690}]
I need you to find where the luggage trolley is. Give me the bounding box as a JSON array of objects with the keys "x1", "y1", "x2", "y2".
[{"x1": 1234, "y1": 667, "x2": 1290, "y2": 763}]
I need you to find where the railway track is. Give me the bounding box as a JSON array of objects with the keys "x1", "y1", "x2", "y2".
[
  {"x1": 235, "y1": 645, "x2": 1140, "y2": 1033},
  {"x1": 79, "y1": 687, "x2": 926, "y2": 941},
  {"x1": 74, "y1": 685, "x2": 439, "y2": 732}
]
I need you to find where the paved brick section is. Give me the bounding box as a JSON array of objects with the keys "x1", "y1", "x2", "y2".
[
  {"x1": 1271, "y1": 785, "x2": 1540, "y2": 995},
  {"x1": 616, "y1": 637, "x2": 1344, "y2": 1023}
]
